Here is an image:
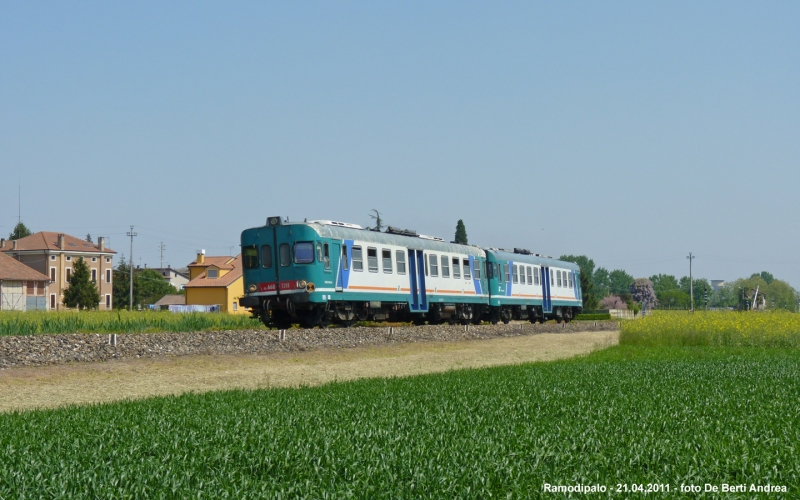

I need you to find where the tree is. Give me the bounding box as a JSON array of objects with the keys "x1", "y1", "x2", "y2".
[
  {"x1": 599, "y1": 295, "x2": 627, "y2": 309},
  {"x1": 753, "y1": 271, "x2": 774, "y2": 285},
  {"x1": 368, "y1": 209, "x2": 384, "y2": 231},
  {"x1": 609, "y1": 269, "x2": 634, "y2": 295},
  {"x1": 137, "y1": 269, "x2": 179, "y2": 305},
  {"x1": 657, "y1": 289, "x2": 691, "y2": 309},
  {"x1": 560, "y1": 255, "x2": 597, "y2": 310},
  {"x1": 649, "y1": 274, "x2": 679, "y2": 294},
  {"x1": 86, "y1": 233, "x2": 92, "y2": 243},
  {"x1": 593, "y1": 267, "x2": 611, "y2": 298},
  {"x1": 8, "y1": 221, "x2": 32, "y2": 240},
  {"x1": 454, "y1": 220, "x2": 468, "y2": 244},
  {"x1": 113, "y1": 256, "x2": 135, "y2": 309},
  {"x1": 630, "y1": 278, "x2": 657, "y2": 312},
  {"x1": 679, "y1": 276, "x2": 712, "y2": 309},
  {"x1": 62, "y1": 257, "x2": 101, "y2": 309}
]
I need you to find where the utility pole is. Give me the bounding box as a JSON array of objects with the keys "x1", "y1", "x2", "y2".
[
  {"x1": 127, "y1": 226, "x2": 137, "y2": 310},
  {"x1": 687, "y1": 252, "x2": 695, "y2": 312},
  {"x1": 159, "y1": 242, "x2": 166, "y2": 269}
]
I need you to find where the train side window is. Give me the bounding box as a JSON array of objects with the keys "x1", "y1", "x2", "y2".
[
  {"x1": 497, "y1": 264, "x2": 503, "y2": 283},
  {"x1": 527, "y1": 266, "x2": 532, "y2": 285},
  {"x1": 279, "y1": 243, "x2": 291, "y2": 267},
  {"x1": 396, "y1": 250, "x2": 406, "y2": 274},
  {"x1": 243, "y1": 245, "x2": 259, "y2": 269},
  {"x1": 294, "y1": 242, "x2": 314, "y2": 264},
  {"x1": 324, "y1": 243, "x2": 330, "y2": 270},
  {"x1": 512, "y1": 264, "x2": 518, "y2": 284},
  {"x1": 463, "y1": 259, "x2": 471, "y2": 280},
  {"x1": 452, "y1": 258, "x2": 461, "y2": 279},
  {"x1": 342, "y1": 246, "x2": 349, "y2": 271},
  {"x1": 474, "y1": 260, "x2": 481, "y2": 280},
  {"x1": 367, "y1": 247, "x2": 378, "y2": 273},
  {"x1": 441, "y1": 256, "x2": 450, "y2": 278},
  {"x1": 316, "y1": 242, "x2": 323, "y2": 262},
  {"x1": 568, "y1": 272, "x2": 573, "y2": 289},
  {"x1": 504, "y1": 263, "x2": 510, "y2": 282},
  {"x1": 536, "y1": 267, "x2": 541, "y2": 285},
  {"x1": 429, "y1": 254, "x2": 438, "y2": 277},
  {"x1": 261, "y1": 245, "x2": 272, "y2": 269},
  {"x1": 352, "y1": 246, "x2": 363, "y2": 271},
  {"x1": 557, "y1": 270, "x2": 563, "y2": 287},
  {"x1": 382, "y1": 249, "x2": 393, "y2": 274}
]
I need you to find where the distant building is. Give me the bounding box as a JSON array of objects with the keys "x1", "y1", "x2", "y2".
[
  {"x1": 0, "y1": 252, "x2": 51, "y2": 311},
  {"x1": 153, "y1": 294, "x2": 186, "y2": 310},
  {"x1": 184, "y1": 251, "x2": 245, "y2": 314},
  {"x1": 1, "y1": 232, "x2": 116, "y2": 310},
  {"x1": 151, "y1": 267, "x2": 190, "y2": 290},
  {"x1": 710, "y1": 280, "x2": 726, "y2": 291}
]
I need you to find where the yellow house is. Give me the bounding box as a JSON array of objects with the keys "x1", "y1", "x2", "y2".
[{"x1": 184, "y1": 252, "x2": 246, "y2": 314}]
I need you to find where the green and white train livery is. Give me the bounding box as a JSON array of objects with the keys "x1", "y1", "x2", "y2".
[{"x1": 240, "y1": 217, "x2": 582, "y2": 328}]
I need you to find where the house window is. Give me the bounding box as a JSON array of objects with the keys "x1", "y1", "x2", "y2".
[
  {"x1": 66, "y1": 268, "x2": 72, "y2": 281},
  {"x1": 66, "y1": 256, "x2": 72, "y2": 261},
  {"x1": 463, "y1": 259, "x2": 471, "y2": 280},
  {"x1": 294, "y1": 242, "x2": 314, "y2": 264},
  {"x1": 92, "y1": 257, "x2": 97, "y2": 262},
  {"x1": 452, "y1": 258, "x2": 461, "y2": 279},
  {"x1": 261, "y1": 245, "x2": 273, "y2": 269},
  {"x1": 279, "y1": 244, "x2": 291, "y2": 267},
  {"x1": 367, "y1": 248, "x2": 378, "y2": 273},
  {"x1": 51, "y1": 294, "x2": 57, "y2": 309},
  {"x1": 342, "y1": 246, "x2": 349, "y2": 271},
  {"x1": 27, "y1": 282, "x2": 35, "y2": 295},
  {"x1": 441, "y1": 256, "x2": 450, "y2": 278},
  {"x1": 106, "y1": 269, "x2": 112, "y2": 283},
  {"x1": 50, "y1": 267, "x2": 56, "y2": 281},
  {"x1": 352, "y1": 247, "x2": 363, "y2": 271},
  {"x1": 91, "y1": 269, "x2": 97, "y2": 282},
  {"x1": 106, "y1": 294, "x2": 111, "y2": 308},
  {"x1": 106, "y1": 257, "x2": 111, "y2": 263},
  {"x1": 396, "y1": 250, "x2": 405, "y2": 274},
  {"x1": 51, "y1": 255, "x2": 56, "y2": 261},
  {"x1": 512, "y1": 264, "x2": 518, "y2": 284},
  {"x1": 429, "y1": 254, "x2": 438, "y2": 277},
  {"x1": 207, "y1": 269, "x2": 219, "y2": 279},
  {"x1": 232, "y1": 301, "x2": 238, "y2": 311},
  {"x1": 383, "y1": 249, "x2": 393, "y2": 274}
]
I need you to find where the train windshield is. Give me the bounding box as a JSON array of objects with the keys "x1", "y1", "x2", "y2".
[
  {"x1": 243, "y1": 246, "x2": 259, "y2": 269},
  {"x1": 294, "y1": 242, "x2": 315, "y2": 264}
]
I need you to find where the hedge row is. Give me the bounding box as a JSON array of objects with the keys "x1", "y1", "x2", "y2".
[{"x1": 575, "y1": 313, "x2": 612, "y2": 321}]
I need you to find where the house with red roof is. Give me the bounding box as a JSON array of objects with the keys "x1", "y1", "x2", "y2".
[{"x1": 0, "y1": 251, "x2": 51, "y2": 311}]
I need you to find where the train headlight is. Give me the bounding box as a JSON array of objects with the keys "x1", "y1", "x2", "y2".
[
  {"x1": 297, "y1": 280, "x2": 307, "y2": 289},
  {"x1": 306, "y1": 282, "x2": 315, "y2": 292},
  {"x1": 248, "y1": 284, "x2": 257, "y2": 292}
]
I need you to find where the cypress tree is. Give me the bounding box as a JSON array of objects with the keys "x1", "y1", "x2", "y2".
[
  {"x1": 454, "y1": 220, "x2": 468, "y2": 244},
  {"x1": 63, "y1": 257, "x2": 101, "y2": 309}
]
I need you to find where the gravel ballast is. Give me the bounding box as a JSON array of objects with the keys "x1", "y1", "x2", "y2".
[{"x1": 0, "y1": 321, "x2": 619, "y2": 369}]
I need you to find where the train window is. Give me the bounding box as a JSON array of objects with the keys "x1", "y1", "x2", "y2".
[
  {"x1": 367, "y1": 247, "x2": 378, "y2": 273},
  {"x1": 527, "y1": 266, "x2": 532, "y2": 285},
  {"x1": 383, "y1": 249, "x2": 393, "y2": 274},
  {"x1": 504, "y1": 263, "x2": 510, "y2": 282},
  {"x1": 243, "y1": 246, "x2": 258, "y2": 269},
  {"x1": 568, "y1": 272, "x2": 573, "y2": 289},
  {"x1": 512, "y1": 264, "x2": 518, "y2": 284},
  {"x1": 452, "y1": 257, "x2": 461, "y2": 279},
  {"x1": 324, "y1": 243, "x2": 330, "y2": 270},
  {"x1": 352, "y1": 246, "x2": 363, "y2": 271},
  {"x1": 497, "y1": 264, "x2": 503, "y2": 283},
  {"x1": 262, "y1": 245, "x2": 272, "y2": 269},
  {"x1": 463, "y1": 259, "x2": 471, "y2": 280},
  {"x1": 279, "y1": 244, "x2": 291, "y2": 267},
  {"x1": 316, "y1": 242, "x2": 323, "y2": 262},
  {"x1": 474, "y1": 260, "x2": 481, "y2": 280},
  {"x1": 342, "y1": 246, "x2": 349, "y2": 271},
  {"x1": 441, "y1": 256, "x2": 450, "y2": 278},
  {"x1": 294, "y1": 242, "x2": 315, "y2": 264},
  {"x1": 396, "y1": 250, "x2": 406, "y2": 274},
  {"x1": 429, "y1": 254, "x2": 438, "y2": 277},
  {"x1": 424, "y1": 254, "x2": 428, "y2": 276},
  {"x1": 557, "y1": 270, "x2": 562, "y2": 287}
]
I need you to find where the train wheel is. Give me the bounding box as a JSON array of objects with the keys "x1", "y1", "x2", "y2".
[{"x1": 501, "y1": 309, "x2": 511, "y2": 324}]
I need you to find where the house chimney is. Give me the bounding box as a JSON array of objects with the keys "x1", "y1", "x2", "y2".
[
  {"x1": 13, "y1": 240, "x2": 18, "y2": 250},
  {"x1": 58, "y1": 234, "x2": 65, "y2": 250},
  {"x1": 196, "y1": 249, "x2": 205, "y2": 265},
  {"x1": 0, "y1": 238, "x2": 4, "y2": 248},
  {"x1": 98, "y1": 237, "x2": 105, "y2": 252}
]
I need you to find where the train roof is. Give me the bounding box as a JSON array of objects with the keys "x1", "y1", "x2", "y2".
[
  {"x1": 249, "y1": 222, "x2": 487, "y2": 257},
  {"x1": 484, "y1": 248, "x2": 581, "y2": 271}
]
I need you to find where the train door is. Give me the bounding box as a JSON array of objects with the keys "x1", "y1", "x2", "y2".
[
  {"x1": 407, "y1": 248, "x2": 428, "y2": 312},
  {"x1": 274, "y1": 224, "x2": 296, "y2": 291},
  {"x1": 336, "y1": 239, "x2": 353, "y2": 293},
  {"x1": 332, "y1": 243, "x2": 342, "y2": 292},
  {"x1": 542, "y1": 266, "x2": 553, "y2": 313}
]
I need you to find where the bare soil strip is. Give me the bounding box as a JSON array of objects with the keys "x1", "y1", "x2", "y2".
[{"x1": 0, "y1": 330, "x2": 617, "y2": 412}]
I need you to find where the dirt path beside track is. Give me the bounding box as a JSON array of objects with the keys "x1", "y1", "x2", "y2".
[{"x1": 0, "y1": 330, "x2": 617, "y2": 412}]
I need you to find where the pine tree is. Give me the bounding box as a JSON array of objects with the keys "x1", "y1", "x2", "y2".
[
  {"x1": 86, "y1": 233, "x2": 92, "y2": 243},
  {"x1": 454, "y1": 220, "x2": 468, "y2": 244},
  {"x1": 8, "y1": 221, "x2": 32, "y2": 240},
  {"x1": 368, "y1": 209, "x2": 384, "y2": 231},
  {"x1": 62, "y1": 257, "x2": 101, "y2": 309}
]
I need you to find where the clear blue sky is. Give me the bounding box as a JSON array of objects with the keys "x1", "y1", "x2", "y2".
[{"x1": 2, "y1": 2, "x2": 798, "y2": 287}]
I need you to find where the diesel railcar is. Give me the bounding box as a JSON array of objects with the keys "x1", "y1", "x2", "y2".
[{"x1": 238, "y1": 217, "x2": 582, "y2": 328}]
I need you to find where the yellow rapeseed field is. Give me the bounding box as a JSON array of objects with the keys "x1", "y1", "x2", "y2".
[{"x1": 620, "y1": 310, "x2": 800, "y2": 348}]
